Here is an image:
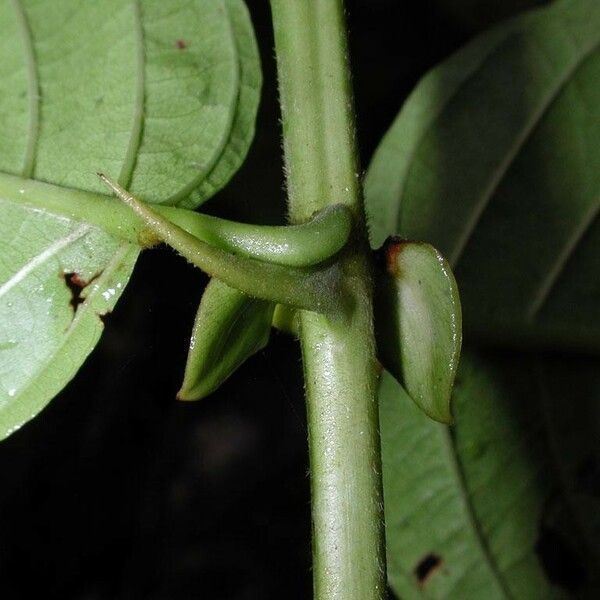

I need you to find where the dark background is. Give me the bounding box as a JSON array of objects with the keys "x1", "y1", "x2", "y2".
[{"x1": 0, "y1": 1, "x2": 544, "y2": 598}]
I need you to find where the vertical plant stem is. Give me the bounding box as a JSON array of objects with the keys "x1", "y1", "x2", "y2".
[{"x1": 270, "y1": 2, "x2": 386, "y2": 599}]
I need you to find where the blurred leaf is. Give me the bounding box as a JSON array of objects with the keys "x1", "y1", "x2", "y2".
[
  {"x1": 432, "y1": 0, "x2": 546, "y2": 31},
  {"x1": 178, "y1": 279, "x2": 273, "y2": 401},
  {"x1": 381, "y1": 352, "x2": 600, "y2": 599},
  {"x1": 375, "y1": 239, "x2": 461, "y2": 423},
  {"x1": 0, "y1": 0, "x2": 260, "y2": 438},
  {"x1": 365, "y1": 0, "x2": 600, "y2": 350}
]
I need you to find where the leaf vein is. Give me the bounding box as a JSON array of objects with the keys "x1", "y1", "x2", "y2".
[
  {"x1": 0, "y1": 224, "x2": 90, "y2": 300},
  {"x1": 164, "y1": 0, "x2": 242, "y2": 205},
  {"x1": 11, "y1": 0, "x2": 40, "y2": 178},
  {"x1": 440, "y1": 426, "x2": 514, "y2": 599},
  {"x1": 451, "y1": 35, "x2": 600, "y2": 265},
  {"x1": 118, "y1": 0, "x2": 146, "y2": 188},
  {"x1": 528, "y1": 197, "x2": 600, "y2": 318}
]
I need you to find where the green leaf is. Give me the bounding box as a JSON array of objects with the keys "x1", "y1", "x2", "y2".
[
  {"x1": 178, "y1": 279, "x2": 274, "y2": 401},
  {"x1": 0, "y1": 0, "x2": 260, "y2": 439},
  {"x1": 375, "y1": 239, "x2": 461, "y2": 424},
  {"x1": 365, "y1": 0, "x2": 600, "y2": 350},
  {"x1": 433, "y1": 0, "x2": 546, "y2": 31},
  {"x1": 380, "y1": 352, "x2": 600, "y2": 599}
]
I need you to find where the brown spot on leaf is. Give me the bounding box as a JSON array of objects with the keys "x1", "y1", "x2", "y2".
[
  {"x1": 414, "y1": 553, "x2": 442, "y2": 586},
  {"x1": 71, "y1": 273, "x2": 88, "y2": 288},
  {"x1": 63, "y1": 272, "x2": 86, "y2": 311},
  {"x1": 175, "y1": 39, "x2": 187, "y2": 49},
  {"x1": 62, "y1": 271, "x2": 102, "y2": 314}
]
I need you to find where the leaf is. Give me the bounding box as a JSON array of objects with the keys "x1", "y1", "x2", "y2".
[
  {"x1": 178, "y1": 279, "x2": 274, "y2": 401},
  {"x1": 367, "y1": 1, "x2": 600, "y2": 594},
  {"x1": 365, "y1": 0, "x2": 600, "y2": 349},
  {"x1": 0, "y1": 0, "x2": 260, "y2": 439},
  {"x1": 380, "y1": 352, "x2": 600, "y2": 599},
  {"x1": 433, "y1": 0, "x2": 545, "y2": 31},
  {"x1": 374, "y1": 239, "x2": 461, "y2": 423}
]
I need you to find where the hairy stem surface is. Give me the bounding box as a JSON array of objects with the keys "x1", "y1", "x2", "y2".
[{"x1": 271, "y1": 2, "x2": 386, "y2": 598}]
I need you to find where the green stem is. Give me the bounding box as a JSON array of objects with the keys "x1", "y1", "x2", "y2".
[
  {"x1": 271, "y1": 2, "x2": 386, "y2": 599},
  {"x1": 0, "y1": 172, "x2": 351, "y2": 268}
]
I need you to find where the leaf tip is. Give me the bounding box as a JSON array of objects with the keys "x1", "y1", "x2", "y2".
[
  {"x1": 176, "y1": 386, "x2": 206, "y2": 402},
  {"x1": 437, "y1": 410, "x2": 454, "y2": 426},
  {"x1": 418, "y1": 399, "x2": 453, "y2": 425}
]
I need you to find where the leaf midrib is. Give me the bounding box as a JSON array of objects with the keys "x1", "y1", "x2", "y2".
[
  {"x1": 439, "y1": 425, "x2": 514, "y2": 599},
  {"x1": 527, "y1": 196, "x2": 600, "y2": 318},
  {"x1": 448, "y1": 36, "x2": 600, "y2": 268}
]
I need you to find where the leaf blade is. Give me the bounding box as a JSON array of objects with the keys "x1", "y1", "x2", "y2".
[
  {"x1": 381, "y1": 352, "x2": 600, "y2": 598},
  {"x1": 0, "y1": 0, "x2": 261, "y2": 438},
  {"x1": 178, "y1": 279, "x2": 274, "y2": 401},
  {"x1": 365, "y1": 0, "x2": 600, "y2": 348},
  {"x1": 375, "y1": 240, "x2": 461, "y2": 423}
]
